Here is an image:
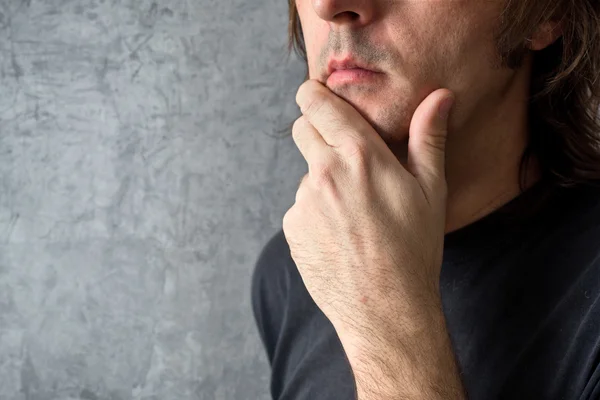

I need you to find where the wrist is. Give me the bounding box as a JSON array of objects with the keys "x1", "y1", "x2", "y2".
[
  {"x1": 336, "y1": 297, "x2": 466, "y2": 400},
  {"x1": 336, "y1": 285, "x2": 445, "y2": 349}
]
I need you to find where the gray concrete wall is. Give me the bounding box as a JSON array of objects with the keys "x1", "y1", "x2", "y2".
[{"x1": 0, "y1": 0, "x2": 307, "y2": 398}]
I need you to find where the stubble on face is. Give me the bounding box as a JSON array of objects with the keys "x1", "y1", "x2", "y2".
[
  {"x1": 302, "y1": 1, "x2": 508, "y2": 163},
  {"x1": 314, "y1": 28, "x2": 412, "y2": 147}
]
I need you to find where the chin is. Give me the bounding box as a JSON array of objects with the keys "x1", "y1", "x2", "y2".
[
  {"x1": 324, "y1": 80, "x2": 414, "y2": 144},
  {"x1": 336, "y1": 90, "x2": 412, "y2": 130}
]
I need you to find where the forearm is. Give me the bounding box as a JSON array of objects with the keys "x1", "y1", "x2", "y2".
[{"x1": 337, "y1": 293, "x2": 467, "y2": 400}]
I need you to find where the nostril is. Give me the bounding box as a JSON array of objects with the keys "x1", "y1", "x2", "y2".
[{"x1": 334, "y1": 10, "x2": 360, "y2": 22}]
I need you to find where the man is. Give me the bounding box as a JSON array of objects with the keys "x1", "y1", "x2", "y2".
[{"x1": 251, "y1": 0, "x2": 600, "y2": 399}]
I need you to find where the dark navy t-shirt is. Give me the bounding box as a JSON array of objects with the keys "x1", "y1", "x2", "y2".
[{"x1": 251, "y1": 179, "x2": 600, "y2": 400}]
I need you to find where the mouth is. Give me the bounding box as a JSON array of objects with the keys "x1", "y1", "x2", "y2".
[{"x1": 326, "y1": 56, "x2": 382, "y2": 86}]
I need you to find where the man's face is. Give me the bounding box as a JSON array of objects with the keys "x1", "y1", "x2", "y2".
[{"x1": 295, "y1": 0, "x2": 517, "y2": 150}]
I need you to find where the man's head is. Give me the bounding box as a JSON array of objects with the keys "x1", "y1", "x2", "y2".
[{"x1": 284, "y1": 0, "x2": 600, "y2": 190}]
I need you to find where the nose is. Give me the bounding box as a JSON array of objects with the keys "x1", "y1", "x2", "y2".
[{"x1": 311, "y1": 0, "x2": 375, "y2": 28}]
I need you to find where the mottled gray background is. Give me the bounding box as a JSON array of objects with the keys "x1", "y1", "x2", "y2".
[{"x1": 0, "y1": 0, "x2": 307, "y2": 399}]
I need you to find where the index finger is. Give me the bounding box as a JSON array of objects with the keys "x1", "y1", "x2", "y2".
[{"x1": 295, "y1": 80, "x2": 376, "y2": 148}]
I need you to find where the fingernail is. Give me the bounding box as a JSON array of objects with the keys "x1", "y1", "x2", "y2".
[{"x1": 438, "y1": 96, "x2": 455, "y2": 120}]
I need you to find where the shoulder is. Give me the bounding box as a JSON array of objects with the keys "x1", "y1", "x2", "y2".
[
  {"x1": 253, "y1": 229, "x2": 291, "y2": 273},
  {"x1": 251, "y1": 229, "x2": 295, "y2": 293}
]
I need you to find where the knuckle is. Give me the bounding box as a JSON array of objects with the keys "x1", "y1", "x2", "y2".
[
  {"x1": 301, "y1": 93, "x2": 327, "y2": 117},
  {"x1": 311, "y1": 160, "x2": 335, "y2": 187},
  {"x1": 292, "y1": 116, "x2": 306, "y2": 139},
  {"x1": 282, "y1": 208, "x2": 295, "y2": 231},
  {"x1": 295, "y1": 174, "x2": 309, "y2": 202},
  {"x1": 343, "y1": 139, "x2": 370, "y2": 167},
  {"x1": 423, "y1": 131, "x2": 447, "y2": 153},
  {"x1": 344, "y1": 139, "x2": 368, "y2": 157}
]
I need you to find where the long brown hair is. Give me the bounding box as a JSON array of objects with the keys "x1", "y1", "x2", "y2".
[{"x1": 279, "y1": 0, "x2": 600, "y2": 194}]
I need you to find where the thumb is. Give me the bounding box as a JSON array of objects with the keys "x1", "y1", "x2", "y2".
[{"x1": 406, "y1": 88, "x2": 455, "y2": 204}]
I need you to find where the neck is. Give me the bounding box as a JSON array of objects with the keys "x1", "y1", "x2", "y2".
[
  {"x1": 446, "y1": 57, "x2": 541, "y2": 234},
  {"x1": 395, "y1": 56, "x2": 540, "y2": 235},
  {"x1": 443, "y1": 144, "x2": 541, "y2": 235}
]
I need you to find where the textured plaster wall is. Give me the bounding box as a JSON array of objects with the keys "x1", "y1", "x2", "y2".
[{"x1": 0, "y1": 0, "x2": 307, "y2": 398}]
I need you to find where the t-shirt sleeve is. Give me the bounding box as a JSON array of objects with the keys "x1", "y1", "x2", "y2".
[{"x1": 250, "y1": 229, "x2": 357, "y2": 399}]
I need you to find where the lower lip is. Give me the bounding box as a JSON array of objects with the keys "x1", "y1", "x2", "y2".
[{"x1": 327, "y1": 68, "x2": 381, "y2": 86}]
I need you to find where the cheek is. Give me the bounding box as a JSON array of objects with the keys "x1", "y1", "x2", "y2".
[
  {"x1": 305, "y1": 30, "x2": 327, "y2": 75},
  {"x1": 295, "y1": 1, "x2": 333, "y2": 77},
  {"x1": 398, "y1": 5, "x2": 499, "y2": 82},
  {"x1": 303, "y1": 26, "x2": 329, "y2": 76}
]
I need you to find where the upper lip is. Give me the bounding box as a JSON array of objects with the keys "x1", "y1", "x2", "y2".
[{"x1": 326, "y1": 56, "x2": 381, "y2": 79}]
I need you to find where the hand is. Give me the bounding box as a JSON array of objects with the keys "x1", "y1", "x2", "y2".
[{"x1": 282, "y1": 79, "x2": 455, "y2": 357}]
